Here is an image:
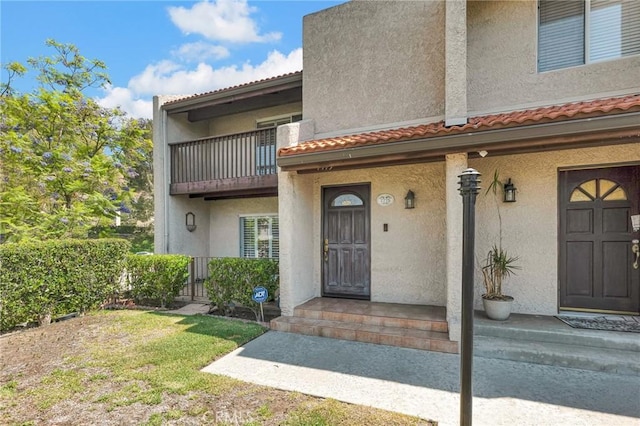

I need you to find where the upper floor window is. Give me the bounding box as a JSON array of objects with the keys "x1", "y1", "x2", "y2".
[
  {"x1": 255, "y1": 113, "x2": 302, "y2": 175},
  {"x1": 538, "y1": 0, "x2": 640, "y2": 72}
]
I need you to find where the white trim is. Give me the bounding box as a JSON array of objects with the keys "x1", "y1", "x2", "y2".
[
  {"x1": 239, "y1": 213, "x2": 278, "y2": 218},
  {"x1": 256, "y1": 112, "x2": 303, "y2": 127},
  {"x1": 585, "y1": 0, "x2": 591, "y2": 64}
]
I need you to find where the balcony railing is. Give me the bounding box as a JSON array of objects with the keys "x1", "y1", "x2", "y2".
[{"x1": 169, "y1": 128, "x2": 278, "y2": 196}]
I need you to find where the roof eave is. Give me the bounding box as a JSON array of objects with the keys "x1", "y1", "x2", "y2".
[
  {"x1": 162, "y1": 72, "x2": 303, "y2": 113},
  {"x1": 277, "y1": 112, "x2": 640, "y2": 171}
]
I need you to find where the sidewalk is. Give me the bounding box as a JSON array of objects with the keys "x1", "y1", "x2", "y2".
[{"x1": 202, "y1": 330, "x2": 640, "y2": 426}]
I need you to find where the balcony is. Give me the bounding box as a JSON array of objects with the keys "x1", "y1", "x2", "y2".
[{"x1": 170, "y1": 128, "x2": 278, "y2": 199}]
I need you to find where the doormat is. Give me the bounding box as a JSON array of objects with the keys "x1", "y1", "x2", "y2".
[{"x1": 556, "y1": 316, "x2": 640, "y2": 333}]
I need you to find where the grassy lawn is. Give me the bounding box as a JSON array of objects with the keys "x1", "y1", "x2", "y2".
[{"x1": 0, "y1": 310, "x2": 433, "y2": 425}]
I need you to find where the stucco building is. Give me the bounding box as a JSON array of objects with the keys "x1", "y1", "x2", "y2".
[{"x1": 154, "y1": 0, "x2": 640, "y2": 349}]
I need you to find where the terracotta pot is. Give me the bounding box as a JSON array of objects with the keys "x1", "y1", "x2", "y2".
[{"x1": 482, "y1": 296, "x2": 514, "y2": 321}]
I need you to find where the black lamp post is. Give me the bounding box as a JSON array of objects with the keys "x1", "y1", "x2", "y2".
[
  {"x1": 458, "y1": 168, "x2": 481, "y2": 426},
  {"x1": 503, "y1": 178, "x2": 517, "y2": 203}
]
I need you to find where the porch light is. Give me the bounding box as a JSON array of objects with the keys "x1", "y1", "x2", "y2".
[
  {"x1": 503, "y1": 178, "x2": 517, "y2": 203},
  {"x1": 404, "y1": 190, "x2": 415, "y2": 209},
  {"x1": 185, "y1": 212, "x2": 196, "y2": 232}
]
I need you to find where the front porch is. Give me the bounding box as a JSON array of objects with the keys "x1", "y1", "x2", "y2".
[
  {"x1": 271, "y1": 297, "x2": 640, "y2": 375},
  {"x1": 270, "y1": 298, "x2": 459, "y2": 354}
]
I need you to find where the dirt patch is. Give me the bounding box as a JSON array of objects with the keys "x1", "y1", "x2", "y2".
[
  {"x1": 207, "y1": 303, "x2": 281, "y2": 323},
  {"x1": 0, "y1": 311, "x2": 432, "y2": 425}
]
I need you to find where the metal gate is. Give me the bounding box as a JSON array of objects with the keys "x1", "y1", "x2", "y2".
[{"x1": 178, "y1": 257, "x2": 213, "y2": 301}]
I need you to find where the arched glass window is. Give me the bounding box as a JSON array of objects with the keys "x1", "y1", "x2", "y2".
[
  {"x1": 331, "y1": 193, "x2": 364, "y2": 207},
  {"x1": 570, "y1": 178, "x2": 627, "y2": 202}
]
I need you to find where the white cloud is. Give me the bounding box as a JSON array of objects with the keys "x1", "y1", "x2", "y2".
[
  {"x1": 168, "y1": 0, "x2": 281, "y2": 43},
  {"x1": 172, "y1": 42, "x2": 230, "y2": 62},
  {"x1": 97, "y1": 85, "x2": 153, "y2": 119},
  {"x1": 96, "y1": 48, "x2": 302, "y2": 119},
  {"x1": 129, "y1": 48, "x2": 302, "y2": 96}
]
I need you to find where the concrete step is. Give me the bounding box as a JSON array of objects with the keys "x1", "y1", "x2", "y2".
[
  {"x1": 474, "y1": 314, "x2": 640, "y2": 352},
  {"x1": 474, "y1": 335, "x2": 640, "y2": 376},
  {"x1": 294, "y1": 299, "x2": 449, "y2": 332},
  {"x1": 270, "y1": 316, "x2": 458, "y2": 353}
]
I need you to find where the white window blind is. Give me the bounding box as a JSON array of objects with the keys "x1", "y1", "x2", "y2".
[
  {"x1": 240, "y1": 215, "x2": 279, "y2": 259},
  {"x1": 255, "y1": 114, "x2": 302, "y2": 175},
  {"x1": 538, "y1": 0, "x2": 640, "y2": 72}
]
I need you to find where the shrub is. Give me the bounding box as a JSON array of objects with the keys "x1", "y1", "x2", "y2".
[
  {"x1": 126, "y1": 254, "x2": 190, "y2": 308},
  {"x1": 204, "y1": 257, "x2": 279, "y2": 320},
  {"x1": 0, "y1": 239, "x2": 130, "y2": 331}
]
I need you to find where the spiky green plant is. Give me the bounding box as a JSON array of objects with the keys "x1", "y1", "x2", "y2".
[
  {"x1": 481, "y1": 170, "x2": 520, "y2": 300},
  {"x1": 481, "y1": 245, "x2": 520, "y2": 299}
]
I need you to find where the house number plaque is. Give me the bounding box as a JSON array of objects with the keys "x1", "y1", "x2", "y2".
[{"x1": 376, "y1": 193, "x2": 394, "y2": 206}]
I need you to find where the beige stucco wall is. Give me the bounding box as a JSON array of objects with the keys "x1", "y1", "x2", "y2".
[
  {"x1": 208, "y1": 103, "x2": 302, "y2": 136},
  {"x1": 166, "y1": 195, "x2": 211, "y2": 257},
  {"x1": 467, "y1": 0, "x2": 640, "y2": 114},
  {"x1": 167, "y1": 112, "x2": 209, "y2": 143},
  {"x1": 300, "y1": 163, "x2": 449, "y2": 306},
  {"x1": 469, "y1": 143, "x2": 640, "y2": 315},
  {"x1": 303, "y1": 1, "x2": 445, "y2": 135},
  {"x1": 208, "y1": 197, "x2": 278, "y2": 258}
]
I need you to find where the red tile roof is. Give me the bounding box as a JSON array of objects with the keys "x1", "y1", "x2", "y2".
[
  {"x1": 164, "y1": 71, "x2": 302, "y2": 105},
  {"x1": 278, "y1": 93, "x2": 640, "y2": 157}
]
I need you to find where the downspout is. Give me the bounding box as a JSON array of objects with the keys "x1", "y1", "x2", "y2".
[{"x1": 163, "y1": 107, "x2": 170, "y2": 254}]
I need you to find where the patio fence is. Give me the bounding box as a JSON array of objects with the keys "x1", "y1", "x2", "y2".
[
  {"x1": 178, "y1": 257, "x2": 214, "y2": 301},
  {"x1": 179, "y1": 256, "x2": 279, "y2": 302}
]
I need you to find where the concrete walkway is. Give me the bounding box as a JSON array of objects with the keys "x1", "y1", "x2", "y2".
[
  {"x1": 165, "y1": 303, "x2": 210, "y2": 315},
  {"x1": 202, "y1": 331, "x2": 640, "y2": 426}
]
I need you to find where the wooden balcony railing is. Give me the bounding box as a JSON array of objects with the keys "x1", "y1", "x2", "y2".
[{"x1": 169, "y1": 128, "x2": 278, "y2": 196}]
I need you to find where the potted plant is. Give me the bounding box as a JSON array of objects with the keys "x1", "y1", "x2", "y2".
[
  {"x1": 480, "y1": 170, "x2": 520, "y2": 320},
  {"x1": 481, "y1": 245, "x2": 519, "y2": 320}
]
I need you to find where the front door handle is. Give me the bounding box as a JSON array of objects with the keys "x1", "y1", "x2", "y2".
[
  {"x1": 632, "y1": 240, "x2": 639, "y2": 270},
  {"x1": 323, "y1": 239, "x2": 329, "y2": 262}
]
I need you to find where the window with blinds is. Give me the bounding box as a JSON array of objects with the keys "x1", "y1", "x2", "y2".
[
  {"x1": 255, "y1": 114, "x2": 302, "y2": 175},
  {"x1": 538, "y1": 0, "x2": 640, "y2": 72},
  {"x1": 240, "y1": 215, "x2": 279, "y2": 259}
]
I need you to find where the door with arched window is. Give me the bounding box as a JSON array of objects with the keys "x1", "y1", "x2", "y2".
[
  {"x1": 560, "y1": 165, "x2": 640, "y2": 313},
  {"x1": 322, "y1": 184, "x2": 371, "y2": 299}
]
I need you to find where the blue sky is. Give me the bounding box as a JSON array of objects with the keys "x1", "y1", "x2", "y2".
[{"x1": 1, "y1": 0, "x2": 344, "y2": 119}]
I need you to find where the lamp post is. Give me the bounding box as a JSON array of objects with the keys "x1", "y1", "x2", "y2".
[{"x1": 458, "y1": 168, "x2": 481, "y2": 426}]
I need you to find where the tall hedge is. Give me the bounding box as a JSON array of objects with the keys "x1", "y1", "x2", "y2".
[
  {"x1": 0, "y1": 239, "x2": 130, "y2": 331},
  {"x1": 126, "y1": 254, "x2": 190, "y2": 308},
  {"x1": 204, "y1": 257, "x2": 279, "y2": 320}
]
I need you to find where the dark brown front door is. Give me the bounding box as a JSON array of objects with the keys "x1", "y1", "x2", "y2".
[
  {"x1": 322, "y1": 184, "x2": 371, "y2": 299},
  {"x1": 560, "y1": 165, "x2": 640, "y2": 313}
]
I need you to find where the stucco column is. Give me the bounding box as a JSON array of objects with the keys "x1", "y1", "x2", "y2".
[
  {"x1": 277, "y1": 121, "x2": 315, "y2": 316},
  {"x1": 445, "y1": 0, "x2": 467, "y2": 127},
  {"x1": 445, "y1": 152, "x2": 468, "y2": 343},
  {"x1": 152, "y1": 96, "x2": 168, "y2": 254}
]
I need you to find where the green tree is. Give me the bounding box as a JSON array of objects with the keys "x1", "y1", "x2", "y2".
[{"x1": 0, "y1": 39, "x2": 153, "y2": 242}]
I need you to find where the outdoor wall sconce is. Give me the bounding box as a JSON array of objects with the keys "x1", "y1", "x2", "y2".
[
  {"x1": 185, "y1": 212, "x2": 196, "y2": 232},
  {"x1": 503, "y1": 179, "x2": 517, "y2": 203},
  {"x1": 405, "y1": 190, "x2": 415, "y2": 209}
]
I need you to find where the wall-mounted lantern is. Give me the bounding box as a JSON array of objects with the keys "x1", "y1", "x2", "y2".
[
  {"x1": 405, "y1": 190, "x2": 416, "y2": 209},
  {"x1": 185, "y1": 212, "x2": 197, "y2": 232},
  {"x1": 503, "y1": 179, "x2": 517, "y2": 203}
]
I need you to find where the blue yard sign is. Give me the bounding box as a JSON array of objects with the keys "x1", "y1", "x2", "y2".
[
  {"x1": 252, "y1": 286, "x2": 269, "y2": 323},
  {"x1": 252, "y1": 286, "x2": 269, "y2": 303}
]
